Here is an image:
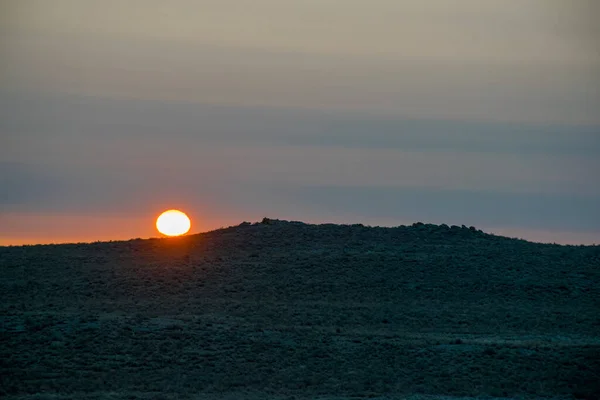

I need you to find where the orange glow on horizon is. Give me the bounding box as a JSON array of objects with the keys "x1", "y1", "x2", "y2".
[
  {"x1": 1, "y1": 211, "x2": 599, "y2": 246},
  {"x1": 0, "y1": 211, "x2": 239, "y2": 246}
]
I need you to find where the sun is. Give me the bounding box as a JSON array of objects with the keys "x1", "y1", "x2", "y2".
[{"x1": 156, "y1": 209, "x2": 191, "y2": 237}]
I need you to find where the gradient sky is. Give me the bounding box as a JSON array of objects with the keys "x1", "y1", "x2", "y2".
[{"x1": 1, "y1": 0, "x2": 599, "y2": 245}]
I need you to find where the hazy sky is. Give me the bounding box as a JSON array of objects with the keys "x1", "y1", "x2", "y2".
[{"x1": 1, "y1": 0, "x2": 599, "y2": 245}]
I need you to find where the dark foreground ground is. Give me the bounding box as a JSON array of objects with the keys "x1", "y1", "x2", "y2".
[{"x1": 1, "y1": 220, "x2": 599, "y2": 399}]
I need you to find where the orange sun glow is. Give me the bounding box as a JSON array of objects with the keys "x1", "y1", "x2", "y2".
[{"x1": 156, "y1": 209, "x2": 191, "y2": 236}]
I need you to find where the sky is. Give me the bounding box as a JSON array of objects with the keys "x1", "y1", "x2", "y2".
[{"x1": 1, "y1": 0, "x2": 599, "y2": 245}]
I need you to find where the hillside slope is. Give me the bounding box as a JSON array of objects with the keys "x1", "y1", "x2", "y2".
[{"x1": 1, "y1": 220, "x2": 599, "y2": 399}]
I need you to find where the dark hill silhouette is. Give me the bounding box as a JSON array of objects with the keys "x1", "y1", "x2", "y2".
[{"x1": 1, "y1": 219, "x2": 599, "y2": 399}]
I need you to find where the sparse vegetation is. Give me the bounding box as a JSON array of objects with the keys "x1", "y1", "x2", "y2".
[{"x1": 0, "y1": 219, "x2": 599, "y2": 399}]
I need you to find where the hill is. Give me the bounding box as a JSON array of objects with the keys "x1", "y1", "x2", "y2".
[{"x1": 1, "y1": 219, "x2": 599, "y2": 399}]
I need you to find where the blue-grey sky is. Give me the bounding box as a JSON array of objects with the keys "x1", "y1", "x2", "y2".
[{"x1": 1, "y1": 0, "x2": 599, "y2": 244}]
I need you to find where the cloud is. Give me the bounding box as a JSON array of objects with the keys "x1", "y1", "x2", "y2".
[
  {"x1": 0, "y1": 161, "x2": 65, "y2": 207},
  {"x1": 2, "y1": 1, "x2": 599, "y2": 124},
  {"x1": 3, "y1": 92, "x2": 599, "y2": 158}
]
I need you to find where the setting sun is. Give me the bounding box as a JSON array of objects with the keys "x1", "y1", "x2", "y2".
[{"x1": 156, "y1": 210, "x2": 191, "y2": 237}]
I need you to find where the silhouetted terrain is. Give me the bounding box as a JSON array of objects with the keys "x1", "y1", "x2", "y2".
[{"x1": 1, "y1": 219, "x2": 599, "y2": 399}]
